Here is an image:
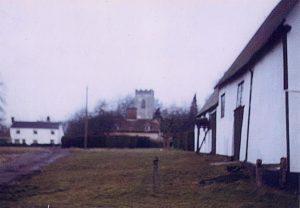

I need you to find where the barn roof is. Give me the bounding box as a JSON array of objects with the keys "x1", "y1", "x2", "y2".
[
  {"x1": 115, "y1": 119, "x2": 160, "y2": 133},
  {"x1": 197, "y1": 90, "x2": 219, "y2": 117},
  {"x1": 11, "y1": 121, "x2": 61, "y2": 129},
  {"x1": 215, "y1": 0, "x2": 298, "y2": 88}
]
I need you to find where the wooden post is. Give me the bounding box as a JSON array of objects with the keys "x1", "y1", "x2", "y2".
[
  {"x1": 256, "y1": 159, "x2": 263, "y2": 188},
  {"x1": 279, "y1": 157, "x2": 287, "y2": 189},
  {"x1": 153, "y1": 156, "x2": 159, "y2": 193},
  {"x1": 84, "y1": 86, "x2": 89, "y2": 149},
  {"x1": 196, "y1": 127, "x2": 200, "y2": 154}
]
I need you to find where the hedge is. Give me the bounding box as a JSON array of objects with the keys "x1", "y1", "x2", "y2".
[
  {"x1": 172, "y1": 131, "x2": 194, "y2": 151},
  {"x1": 61, "y1": 135, "x2": 162, "y2": 148}
]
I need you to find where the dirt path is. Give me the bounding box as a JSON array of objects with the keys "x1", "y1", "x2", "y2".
[{"x1": 0, "y1": 148, "x2": 69, "y2": 185}]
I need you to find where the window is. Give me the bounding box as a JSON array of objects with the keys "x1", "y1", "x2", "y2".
[
  {"x1": 236, "y1": 81, "x2": 244, "y2": 107},
  {"x1": 50, "y1": 139, "x2": 54, "y2": 144},
  {"x1": 33, "y1": 130, "x2": 38, "y2": 134},
  {"x1": 141, "y1": 99, "x2": 146, "y2": 109},
  {"x1": 16, "y1": 130, "x2": 20, "y2": 134},
  {"x1": 221, "y1": 93, "x2": 225, "y2": 118},
  {"x1": 114, "y1": 124, "x2": 120, "y2": 131},
  {"x1": 22, "y1": 139, "x2": 26, "y2": 144},
  {"x1": 51, "y1": 130, "x2": 55, "y2": 135},
  {"x1": 144, "y1": 124, "x2": 151, "y2": 132},
  {"x1": 14, "y1": 139, "x2": 20, "y2": 144},
  {"x1": 33, "y1": 140, "x2": 38, "y2": 144}
]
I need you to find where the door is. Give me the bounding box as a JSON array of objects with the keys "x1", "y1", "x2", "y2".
[
  {"x1": 209, "y1": 112, "x2": 217, "y2": 154},
  {"x1": 233, "y1": 106, "x2": 244, "y2": 160}
]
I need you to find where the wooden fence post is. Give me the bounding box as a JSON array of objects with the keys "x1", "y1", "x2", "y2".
[
  {"x1": 279, "y1": 157, "x2": 287, "y2": 189},
  {"x1": 256, "y1": 159, "x2": 263, "y2": 188},
  {"x1": 153, "y1": 157, "x2": 159, "y2": 193}
]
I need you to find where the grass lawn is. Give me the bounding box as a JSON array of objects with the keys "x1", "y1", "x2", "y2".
[{"x1": 1, "y1": 148, "x2": 299, "y2": 208}]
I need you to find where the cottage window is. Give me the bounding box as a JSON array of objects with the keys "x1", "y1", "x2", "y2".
[
  {"x1": 221, "y1": 93, "x2": 225, "y2": 118},
  {"x1": 144, "y1": 124, "x2": 151, "y2": 132},
  {"x1": 50, "y1": 139, "x2": 54, "y2": 144},
  {"x1": 114, "y1": 124, "x2": 120, "y2": 131},
  {"x1": 236, "y1": 81, "x2": 244, "y2": 107},
  {"x1": 16, "y1": 130, "x2": 20, "y2": 134},
  {"x1": 14, "y1": 139, "x2": 20, "y2": 144},
  {"x1": 33, "y1": 140, "x2": 38, "y2": 144},
  {"x1": 22, "y1": 139, "x2": 26, "y2": 144},
  {"x1": 51, "y1": 130, "x2": 55, "y2": 135},
  {"x1": 141, "y1": 99, "x2": 146, "y2": 109},
  {"x1": 33, "y1": 130, "x2": 38, "y2": 134}
]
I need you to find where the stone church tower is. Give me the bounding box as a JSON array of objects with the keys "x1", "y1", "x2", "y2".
[{"x1": 134, "y1": 89, "x2": 155, "y2": 119}]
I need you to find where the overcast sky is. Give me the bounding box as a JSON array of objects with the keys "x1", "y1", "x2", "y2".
[{"x1": 0, "y1": 0, "x2": 279, "y2": 124}]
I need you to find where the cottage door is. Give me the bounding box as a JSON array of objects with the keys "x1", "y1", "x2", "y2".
[
  {"x1": 233, "y1": 106, "x2": 244, "y2": 160},
  {"x1": 209, "y1": 112, "x2": 217, "y2": 155}
]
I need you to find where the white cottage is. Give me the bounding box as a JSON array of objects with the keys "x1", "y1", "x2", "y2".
[
  {"x1": 211, "y1": 0, "x2": 299, "y2": 173},
  {"x1": 10, "y1": 117, "x2": 64, "y2": 145}
]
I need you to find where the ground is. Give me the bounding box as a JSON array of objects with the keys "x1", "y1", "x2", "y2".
[
  {"x1": 0, "y1": 148, "x2": 299, "y2": 208},
  {"x1": 0, "y1": 147, "x2": 69, "y2": 185}
]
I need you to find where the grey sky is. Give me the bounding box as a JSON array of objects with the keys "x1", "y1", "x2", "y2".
[{"x1": 0, "y1": 0, "x2": 279, "y2": 124}]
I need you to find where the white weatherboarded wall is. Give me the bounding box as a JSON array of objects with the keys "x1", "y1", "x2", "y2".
[
  {"x1": 286, "y1": 2, "x2": 300, "y2": 172},
  {"x1": 247, "y1": 42, "x2": 286, "y2": 164},
  {"x1": 247, "y1": 1, "x2": 300, "y2": 172},
  {"x1": 212, "y1": 1, "x2": 300, "y2": 173},
  {"x1": 216, "y1": 72, "x2": 251, "y2": 158}
]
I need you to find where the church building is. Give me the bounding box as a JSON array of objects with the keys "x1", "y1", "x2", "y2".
[
  {"x1": 111, "y1": 89, "x2": 161, "y2": 141},
  {"x1": 134, "y1": 89, "x2": 155, "y2": 119}
]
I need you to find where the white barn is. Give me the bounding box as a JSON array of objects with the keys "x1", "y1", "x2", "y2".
[
  {"x1": 208, "y1": 0, "x2": 299, "y2": 173},
  {"x1": 10, "y1": 117, "x2": 64, "y2": 145}
]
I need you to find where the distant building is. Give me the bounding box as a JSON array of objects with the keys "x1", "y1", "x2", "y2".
[
  {"x1": 110, "y1": 89, "x2": 162, "y2": 141},
  {"x1": 111, "y1": 119, "x2": 161, "y2": 141},
  {"x1": 10, "y1": 117, "x2": 64, "y2": 145},
  {"x1": 134, "y1": 89, "x2": 155, "y2": 119}
]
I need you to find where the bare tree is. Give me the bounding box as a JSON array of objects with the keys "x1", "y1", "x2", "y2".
[
  {"x1": 94, "y1": 100, "x2": 108, "y2": 115},
  {"x1": 64, "y1": 108, "x2": 86, "y2": 137},
  {"x1": 116, "y1": 95, "x2": 134, "y2": 118},
  {"x1": 0, "y1": 82, "x2": 5, "y2": 126},
  {"x1": 160, "y1": 106, "x2": 189, "y2": 135},
  {"x1": 188, "y1": 93, "x2": 198, "y2": 130}
]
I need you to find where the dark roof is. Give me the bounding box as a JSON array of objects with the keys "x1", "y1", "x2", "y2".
[
  {"x1": 198, "y1": 90, "x2": 219, "y2": 116},
  {"x1": 215, "y1": 0, "x2": 298, "y2": 88},
  {"x1": 115, "y1": 119, "x2": 160, "y2": 133},
  {"x1": 11, "y1": 121, "x2": 61, "y2": 129}
]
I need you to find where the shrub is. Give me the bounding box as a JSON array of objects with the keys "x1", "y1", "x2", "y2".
[{"x1": 172, "y1": 131, "x2": 194, "y2": 151}]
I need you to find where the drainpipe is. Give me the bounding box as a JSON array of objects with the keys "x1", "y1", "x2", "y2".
[
  {"x1": 245, "y1": 68, "x2": 254, "y2": 162},
  {"x1": 282, "y1": 32, "x2": 290, "y2": 172}
]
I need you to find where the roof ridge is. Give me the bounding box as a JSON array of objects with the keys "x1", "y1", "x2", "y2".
[{"x1": 215, "y1": 0, "x2": 298, "y2": 88}]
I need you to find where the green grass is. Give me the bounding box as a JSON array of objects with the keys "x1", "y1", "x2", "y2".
[{"x1": 1, "y1": 148, "x2": 299, "y2": 208}]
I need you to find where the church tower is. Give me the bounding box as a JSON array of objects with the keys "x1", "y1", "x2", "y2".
[{"x1": 134, "y1": 89, "x2": 155, "y2": 119}]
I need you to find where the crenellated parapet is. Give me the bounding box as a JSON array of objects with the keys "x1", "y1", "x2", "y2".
[{"x1": 135, "y1": 89, "x2": 154, "y2": 95}]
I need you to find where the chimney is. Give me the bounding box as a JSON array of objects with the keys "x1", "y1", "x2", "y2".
[
  {"x1": 11, "y1": 117, "x2": 15, "y2": 123},
  {"x1": 127, "y1": 108, "x2": 137, "y2": 120},
  {"x1": 47, "y1": 116, "x2": 50, "y2": 122}
]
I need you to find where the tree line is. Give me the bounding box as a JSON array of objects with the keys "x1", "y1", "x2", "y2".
[{"x1": 65, "y1": 94, "x2": 198, "y2": 144}]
